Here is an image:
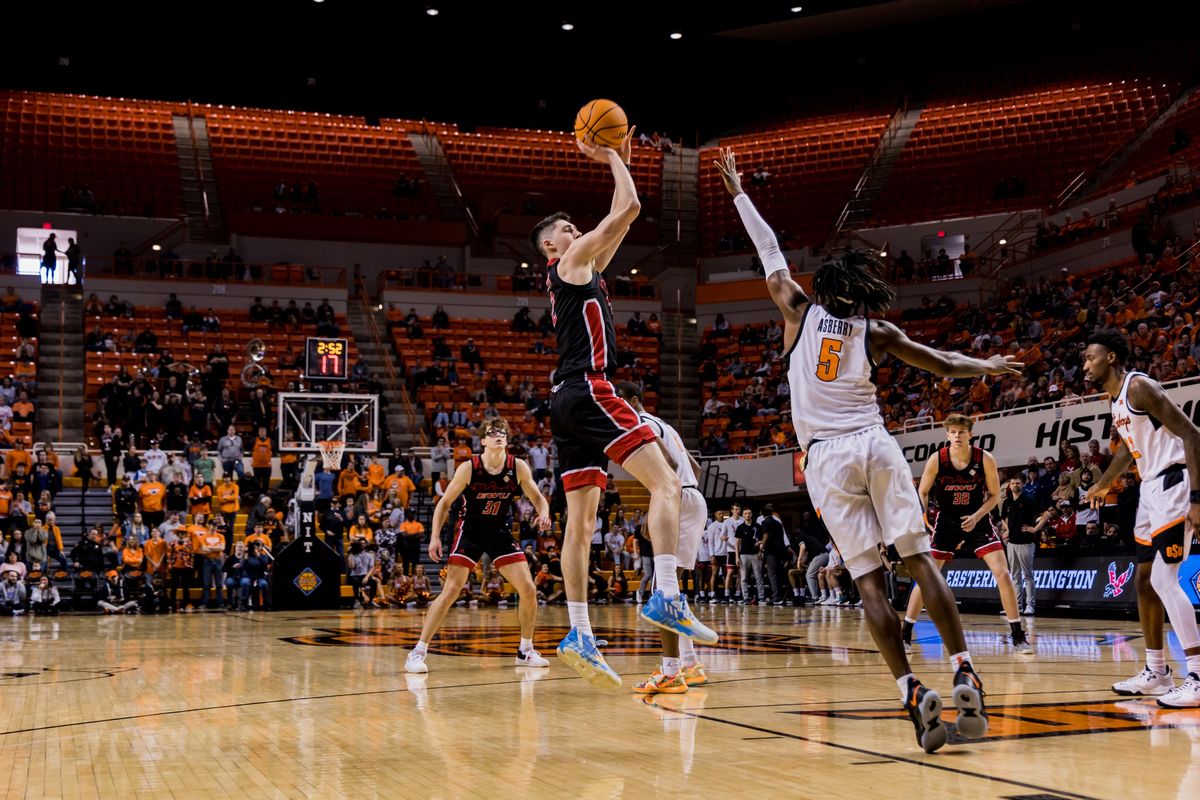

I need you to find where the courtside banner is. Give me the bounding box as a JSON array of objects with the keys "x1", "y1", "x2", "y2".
[
  {"x1": 893, "y1": 382, "x2": 1200, "y2": 475},
  {"x1": 941, "y1": 554, "x2": 1200, "y2": 610}
]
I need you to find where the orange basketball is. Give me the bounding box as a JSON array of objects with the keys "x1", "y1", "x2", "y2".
[{"x1": 574, "y1": 99, "x2": 629, "y2": 149}]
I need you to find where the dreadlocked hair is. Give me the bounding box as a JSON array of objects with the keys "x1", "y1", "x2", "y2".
[{"x1": 812, "y1": 251, "x2": 896, "y2": 319}]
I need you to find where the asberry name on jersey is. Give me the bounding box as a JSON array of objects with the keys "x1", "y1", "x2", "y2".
[
  {"x1": 547, "y1": 260, "x2": 619, "y2": 381},
  {"x1": 1112, "y1": 371, "x2": 1185, "y2": 479},
  {"x1": 788, "y1": 304, "x2": 884, "y2": 447}
]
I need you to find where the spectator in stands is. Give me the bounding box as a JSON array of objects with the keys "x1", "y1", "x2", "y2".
[
  {"x1": 0, "y1": 570, "x2": 26, "y2": 616},
  {"x1": 30, "y1": 576, "x2": 59, "y2": 615},
  {"x1": 251, "y1": 427, "x2": 273, "y2": 493},
  {"x1": 750, "y1": 166, "x2": 772, "y2": 187},
  {"x1": 512, "y1": 307, "x2": 535, "y2": 332},
  {"x1": 164, "y1": 293, "x2": 182, "y2": 320},
  {"x1": 0, "y1": 287, "x2": 21, "y2": 313},
  {"x1": 40, "y1": 233, "x2": 59, "y2": 282},
  {"x1": 460, "y1": 338, "x2": 485, "y2": 372},
  {"x1": 98, "y1": 570, "x2": 137, "y2": 614},
  {"x1": 218, "y1": 425, "x2": 246, "y2": 481}
]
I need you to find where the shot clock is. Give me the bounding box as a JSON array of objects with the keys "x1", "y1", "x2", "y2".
[{"x1": 305, "y1": 337, "x2": 349, "y2": 381}]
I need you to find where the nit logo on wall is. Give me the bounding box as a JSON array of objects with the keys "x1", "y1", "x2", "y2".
[
  {"x1": 294, "y1": 568, "x2": 321, "y2": 596},
  {"x1": 282, "y1": 625, "x2": 874, "y2": 656}
]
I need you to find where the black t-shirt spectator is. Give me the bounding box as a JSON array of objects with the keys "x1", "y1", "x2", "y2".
[
  {"x1": 735, "y1": 521, "x2": 760, "y2": 555},
  {"x1": 1004, "y1": 489, "x2": 1042, "y2": 544},
  {"x1": 759, "y1": 516, "x2": 790, "y2": 558},
  {"x1": 796, "y1": 534, "x2": 823, "y2": 565}
]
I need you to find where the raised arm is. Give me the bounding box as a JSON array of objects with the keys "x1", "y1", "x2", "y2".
[
  {"x1": 871, "y1": 319, "x2": 1024, "y2": 378},
  {"x1": 559, "y1": 134, "x2": 641, "y2": 278},
  {"x1": 714, "y1": 148, "x2": 808, "y2": 325},
  {"x1": 428, "y1": 460, "x2": 472, "y2": 561}
]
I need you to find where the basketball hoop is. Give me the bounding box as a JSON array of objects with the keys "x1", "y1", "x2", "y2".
[{"x1": 317, "y1": 440, "x2": 345, "y2": 470}]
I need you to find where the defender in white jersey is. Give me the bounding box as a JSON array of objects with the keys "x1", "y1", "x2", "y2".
[
  {"x1": 716, "y1": 148, "x2": 1023, "y2": 752},
  {"x1": 616, "y1": 383, "x2": 711, "y2": 694},
  {"x1": 1083, "y1": 330, "x2": 1200, "y2": 708}
]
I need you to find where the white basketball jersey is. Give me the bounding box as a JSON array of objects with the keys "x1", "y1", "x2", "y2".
[
  {"x1": 789, "y1": 304, "x2": 885, "y2": 445},
  {"x1": 639, "y1": 411, "x2": 696, "y2": 489},
  {"x1": 1111, "y1": 371, "x2": 1185, "y2": 479}
]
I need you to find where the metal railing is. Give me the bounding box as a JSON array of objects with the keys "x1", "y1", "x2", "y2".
[
  {"x1": 352, "y1": 274, "x2": 423, "y2": 448},
  {"x1": 85, "y1": 257, "x2": 347, "y2": 286},
  {"x1": 377, "y1": 268, "x2": 658, "y2": 299}
]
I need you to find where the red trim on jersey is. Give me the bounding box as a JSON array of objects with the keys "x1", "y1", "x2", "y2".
[
  {"x1": 449, "y1": 516, "x2": 465, "y2": 559},
  {"x1": 973, "y1": 540, "x2": 1004, "y2": 558},
  {"x1": 587, "y1": 376, "x2": 640, "y2": 428},
  {"x1": 562, "y1": 467, "x2": 607, "y2": 492},
  {"x1": 606, "y1": 425, "x2": 657, "y2": 466},
  {"x1": 931, "y1": 548, "x2": 956, "y2": 562},
  {"x1": 448, "y1": 554, "x2": 476, "y2": 569},
  {"x1": 583, "y1": 298, "x2": 607, "y2": 371},
  {"x1": 493, "y1": 551, "x2": 527, "y2": 569}
]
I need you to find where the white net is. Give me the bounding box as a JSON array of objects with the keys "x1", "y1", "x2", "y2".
[{"x1": 317, "y1": 440, "x2": 346, "y2": 471}]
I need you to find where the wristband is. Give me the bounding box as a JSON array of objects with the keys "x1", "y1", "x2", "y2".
[{"x1": 1190, "y1": 490, "x2": 1200, "y2": 504}]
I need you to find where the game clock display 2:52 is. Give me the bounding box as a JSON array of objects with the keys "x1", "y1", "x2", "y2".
[{"x1": 305, "y1": 337, "x2": 348, "y2": 380}]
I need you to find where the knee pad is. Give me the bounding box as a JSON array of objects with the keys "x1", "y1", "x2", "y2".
[{"x1": 892, "y1": 530, "x2": 932, "y2": 559}]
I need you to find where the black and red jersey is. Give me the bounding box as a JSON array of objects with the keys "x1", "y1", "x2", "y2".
[
  {"x1": 546, "y1": 259, "x2": 619, "y2": 382},
  {"x1": 457, "y1": 455, "x2": 519, "y2": 532},
  {"x1": 933, "y1": 446, "x2": 992, "y2": 533}
]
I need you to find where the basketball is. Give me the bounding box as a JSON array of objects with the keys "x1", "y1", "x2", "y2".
[{"x1": 574, "y1": 98, "x2": 628, "y2": 148}]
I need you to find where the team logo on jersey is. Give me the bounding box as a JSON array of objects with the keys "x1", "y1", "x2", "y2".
[
  {"x1": 282, "y1": 625, "x2": 872, "y2": 655},
  {"x1": 797, "y1": 697, "x2": 1200, "y2": 741},
  {"x1": 1104, "y1": 561, "x2": 1136, "y2": 598}
]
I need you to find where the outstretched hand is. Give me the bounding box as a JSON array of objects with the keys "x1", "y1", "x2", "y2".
[
  {"x1": 985, "y1": 355, "x2": 1024, "y2": 376},
  {"x1": 713, "y1": 147, "x2": 744, "y2": 197}
]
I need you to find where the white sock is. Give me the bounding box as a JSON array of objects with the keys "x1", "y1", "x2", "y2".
[
  {"x1": 519, "y1": 637, "x2": 534, "y2": 653},
  {"x1": 1186, "y1": 654, "x2": 1200, "y2": 678},
  {"x1": 662, "y1": 656, "x2": 681, "y2": 677},
  {"x1": 949, "y1": 651, "x2": 972, "y2": 671},
  {"x1": 567, "y1": 602, "x2": 592, "y2": 637},
  {"x1": 655, "y1": 555, "x2": 679, "y2": 597},
  {"x1": 412, "y1": 640, "x2": 429, "y2": 656},
  {"x1": 1147, "y1": 649, "x2": 1167, "y2": 675},
  {"x1": 679, "y1": 636, "x2": 698, "y2": 667},
  {"x1": 897, "y1": 673, "x2": 915, "y2": 703},
  {"x1": 904, "y1": 616, "x2": 917, "y2": 624}
]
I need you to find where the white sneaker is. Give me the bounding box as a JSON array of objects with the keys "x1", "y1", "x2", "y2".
[
  {"x1": 1157, "y1": 673, "x2": 1200, "y2": 708},
  {"x1": 1113, "y1": 665, "x2": 1174, "y2": 696},
  {"x1": 405, "y1": 650, "x2": 429, "y2": 674},
  {"x1": 1013, "y1": 638, "x2": 1035, "y2": 655},
  {"x1": 515, "y1": 648, "x2": 550, "y2": 668}
]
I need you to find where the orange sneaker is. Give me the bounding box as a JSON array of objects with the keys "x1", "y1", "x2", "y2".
[
  {"x1": 681, "y1": 664, "x2": 708, "y2": 686},
  {"x1": 632, "y1": 670, "x2": 689, "y2": 694}
]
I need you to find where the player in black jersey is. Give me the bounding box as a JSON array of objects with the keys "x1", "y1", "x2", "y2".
[
  {"x1": 405, "y1": 417, "x2": 553, "y2": 674},
  {"x1": 530, "y1": 125, "x2": 715, "y2": 689},
  {"x1": 902, "y1": 414, "x2": 1032, "y2": 654}
]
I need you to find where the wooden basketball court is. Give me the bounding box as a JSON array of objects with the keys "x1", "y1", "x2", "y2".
[{"x1": 1, "y1": 605, "x2": 1196, "y2": 799}]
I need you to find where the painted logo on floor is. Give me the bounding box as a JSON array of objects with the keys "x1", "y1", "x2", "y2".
[
  {"x1": 793, "y1": 697, "x2": 1200, "y2": 741},
  {"x1": 282, "y1": 625, "x2": 873, "y2": 655}
]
